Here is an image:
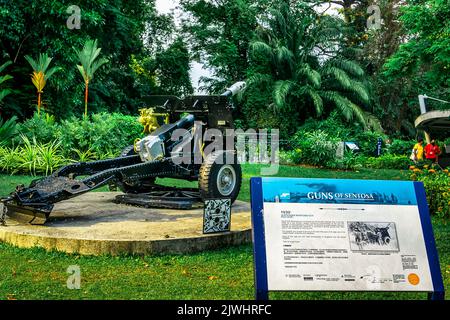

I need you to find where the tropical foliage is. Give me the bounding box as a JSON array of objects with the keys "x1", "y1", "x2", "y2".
[
  {"x1": 410, "y1": 166, "x2": 450, "y2": 218},
  {"x1": 74, "y1": 40, "x2": 108, "y2": 117},
  {"x1": 24, "y1": 53, "x2": 61, "y2": 115},
  {"x1": 180, "y1": 0, "x2": 261, "y2": 92},
  {"x1": 0, "y1": 135, "x2": 67, "y2": 175},
  {"x1": 0, "y1": 60, "x2": 13, "y2": 109},
  {"x1": 0, "y1": 115, "x2": 17, "y2": 146},
  {"x1": 245, "y1": 1, "x2": 380, "y2": 134},
  {"x1": 0, "y1": 0, "x2": 447, "y2": 142}
]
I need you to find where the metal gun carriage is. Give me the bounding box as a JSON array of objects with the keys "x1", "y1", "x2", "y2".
[{"x1": 1, "y1": 82, "x2": 246, "y2": 225}]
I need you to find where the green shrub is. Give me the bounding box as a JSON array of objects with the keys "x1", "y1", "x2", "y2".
[
  {"x1": 331, "y1": 152, "x2": 364, "y2": 170},
  {"x1": 387, "y1": 139, "x2": 415, "y2": 155},
  {"x1": 291, "y1": 130, "x2": 340, "y2": 167},
  {"x1": 57, "y1": 112, "x2": 143, "y2": 158},
  {"x1": 297, "y1": 113, "x2": 351, "y2": 141},
  {"x1": 0, "y1": 135, "x2": 68, "y2": 175},
  {"x1": 353, "y1": 131, "x2": 387, "y2": 157},
  {"x1": 410, "y1": 167, "x2": 450, "y2": 218},
  {"x1": 360, "y1": 154, "x2": 411, "y2": 170},
  {"x1": 279, "y1": 149, "x2": 302, "y2": 165},
  {"x1": 16, "y1": 112, "x2": 58, "y2": 144}
]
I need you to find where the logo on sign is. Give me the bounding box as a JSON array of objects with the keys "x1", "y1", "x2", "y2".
[{"x1": 307, "y1": 192, "x2": 375, "y2": 201}]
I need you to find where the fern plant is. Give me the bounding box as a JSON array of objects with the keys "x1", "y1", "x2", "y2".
[
  {"x1": 74, "y1": 39, "x2": 108, "y2": 117},
  {"x1": 24, "y1": 54, "x2": 61, "y2": 115},
  {"x1": 247, "y1": 2, "x2": 381, "y2": 131}
]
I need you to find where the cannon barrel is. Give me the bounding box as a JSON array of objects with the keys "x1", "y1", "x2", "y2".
[{"x1": 221, "y1": 81, "x2": 246, "y2": 97}]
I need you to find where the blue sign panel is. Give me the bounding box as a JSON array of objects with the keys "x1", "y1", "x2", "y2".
[{"x1": 250, "y1": 177, "x2": 444, "y2": 300}]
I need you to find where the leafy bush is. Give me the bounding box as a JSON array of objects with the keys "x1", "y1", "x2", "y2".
[
  {"x1": 0, "y1": 135, "x2": 68, "y2": 175},
  {"x1": 387, "y1": 139, "x2": 411, "y2": 155},
  {"x1": 353, "y1": 131, "x2": 387, "y2": 157},
  {"x1": 16, "y1": 112, "x2": 58, "y2": 144},
  {"x1": 297, "y1": 113, "x2": 351, "y2": 141},
  {"x1": 279, "y1": 149, "x2": 302, "y2": 165},
  {"x1": 331, "y1": 152, "x2": 364, "y2": 170},
  {"x1": 387, "y1": 139, "x2": 415, "y2": 156},
  {"x1": 57, "y1": 113, "x2": 143, "y2": 158},
  {"x1": 359, "y1": 154, "x2": 411, "y2": 170},
  {"x1": 0, "y1": 116, "x2": 17, "y2": 146},
  {"x1": 410, "y1": 166, "x2": 450, "y2": 218},
  {"x1": 291, "y1": 130, "x2": 340, "y2": 167}
]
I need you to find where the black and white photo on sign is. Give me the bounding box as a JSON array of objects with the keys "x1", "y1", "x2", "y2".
[{"x1": 348, "y1": 221, "x2": 399, "y2": 252}]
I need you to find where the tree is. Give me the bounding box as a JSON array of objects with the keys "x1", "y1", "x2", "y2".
[
  {"x1": 180, "y1": 0, "x2": 262, "y2": 92},
  {"x1": 246, "y1": 1, "x2": 379, "y2": 133},
  {"x1": 0, "y1": 0, "x2": 156, "y2": 119},
  {"x1": 74, "y1": 40, "x2": 108, "y2": 117},
  {"x1": 154, "y1": 38, "x2": 193, "y2": 96},
  {"x1": 376, "y1": 0, "x2": 449, "y2": 137},
  {"x1": 383, "y1": 0, "x2": 449, "y2": 90},
  {"x1": 24, "y1": 53, "x2": 61, "y2": 115}
]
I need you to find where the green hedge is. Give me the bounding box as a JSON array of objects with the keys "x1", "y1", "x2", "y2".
[
  {"x1": 14, "y1": 112, "x2": 143, "y2": 159},
  {"x1": 411, "y1": 167, "x2": 450, "y2": 218},
  {"x1": 358, "y1": 154, "x2": 411, "y2": 170}
]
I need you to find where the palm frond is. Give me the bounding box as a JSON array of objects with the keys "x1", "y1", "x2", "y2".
[
  {"x1": 0, "y1": 74, "x2": 13, "y2": 86},
  {"x1": 0, "y1": 61, "x2": 12, "y2": 74},
  {"x1": 39, "y1": 54, "x2": 52, "y2": 73},
  {"x1": 329, "y1": 59, "x2": 365, "y2": 77},
  {"x1": 306, "y1": 88, "x2": 323, "y2": 116},
  {"x1": 250, "y1": 41, "x2": 273, "y2": 59},
  {"x1": 323, "y1": 66, "x2": 352, "y2": 89},
  {"x1": 268, "y1": 7, "x2": 287, "y2": 40},
  {"x1": 247, "y1": 73, "x2": 273, "y2": 88},
  {"x1": 348, "y1": 79, "x2": 370, "y2": 104},
  {"x1": 321, "y1": 91, "x2": 367, "y2": 128},
  {"x1": 296, "y1": 64, "x2": 321, "y2": 88},
  {"x1": 0, "y1": 89, "x2": 12, "y2": 102},
  {"x1": 273, "y1": 80, "x2": 295, "y2": 109},
  {"x1": 90, "y1": 58, "x2": 108, "y2": 79},
  {"x1": 44, "y1": 66, "x2": 62, "y2": 81},
  {"x1": 24, "y1": 55, "x2": 38, "y2": 71},
  {"x1": 74, "y1": 39, "x2": 108, "y2": 82},
  {"x1": 31, "y1": 71, "x2": 46, "y2": 92}
]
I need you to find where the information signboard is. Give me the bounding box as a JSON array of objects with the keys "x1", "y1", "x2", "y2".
[{"x1": 250, "y1": 177, "x2": 444, "y2": 300}]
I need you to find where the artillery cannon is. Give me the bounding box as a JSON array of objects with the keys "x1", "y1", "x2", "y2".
[{"x1": 1, "y1": 82, "x2": 246, "y2": 225}]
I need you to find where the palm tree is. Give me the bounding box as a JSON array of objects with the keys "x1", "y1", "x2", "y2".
[
  {"x1": 247, "y1": 1, "x2": 381, "y2": 131},
  {"x1": 74, "y1": 39, "x2": 108, "y2": 117},
  {"x1": 0, "y1": 60, "x2": 13, "y2": 106},
  {"x1": 24, "y1": 54, "x2": 61, "y2": 115}
]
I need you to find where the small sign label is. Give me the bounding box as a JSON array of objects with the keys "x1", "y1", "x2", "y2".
[{"x1": 203, "y1": 198, "x2": 231, "y2": 234}]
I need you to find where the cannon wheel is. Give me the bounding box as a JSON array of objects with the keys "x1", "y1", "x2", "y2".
[
  {"x1": 199, "y1": 150, "x2": 242, "y2": 204},
  {"x1": 116, "y1": 145, "x2": 156, "y2": 193}
]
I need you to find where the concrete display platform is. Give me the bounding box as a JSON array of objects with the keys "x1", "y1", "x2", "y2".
[{"x1": 0, "y1": 193, "x2": 252, "y2": 256}]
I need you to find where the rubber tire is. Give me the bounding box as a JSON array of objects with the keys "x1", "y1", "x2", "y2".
[
  {"x1": 199, "y1": 151, "x2": 242, "y2": 204},
  {"x1": 116, "y1": 145, "x2": 156, "y2": 193}
]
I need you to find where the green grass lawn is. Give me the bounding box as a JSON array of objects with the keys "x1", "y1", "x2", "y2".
[
  {"x1": 0, "y1": 164, "x2": 410, "y2": 201},
  {"x1": 0, "y1": 165, "x2": 448, "y2": 300}
]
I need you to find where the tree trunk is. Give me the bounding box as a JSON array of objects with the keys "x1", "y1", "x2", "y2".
[
  {"x1": 37, "y1": 92, "x2": 41, "y2": 115},
  {"x1": 84, "y1": 81, "x2": 89, "y2": 118}
]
